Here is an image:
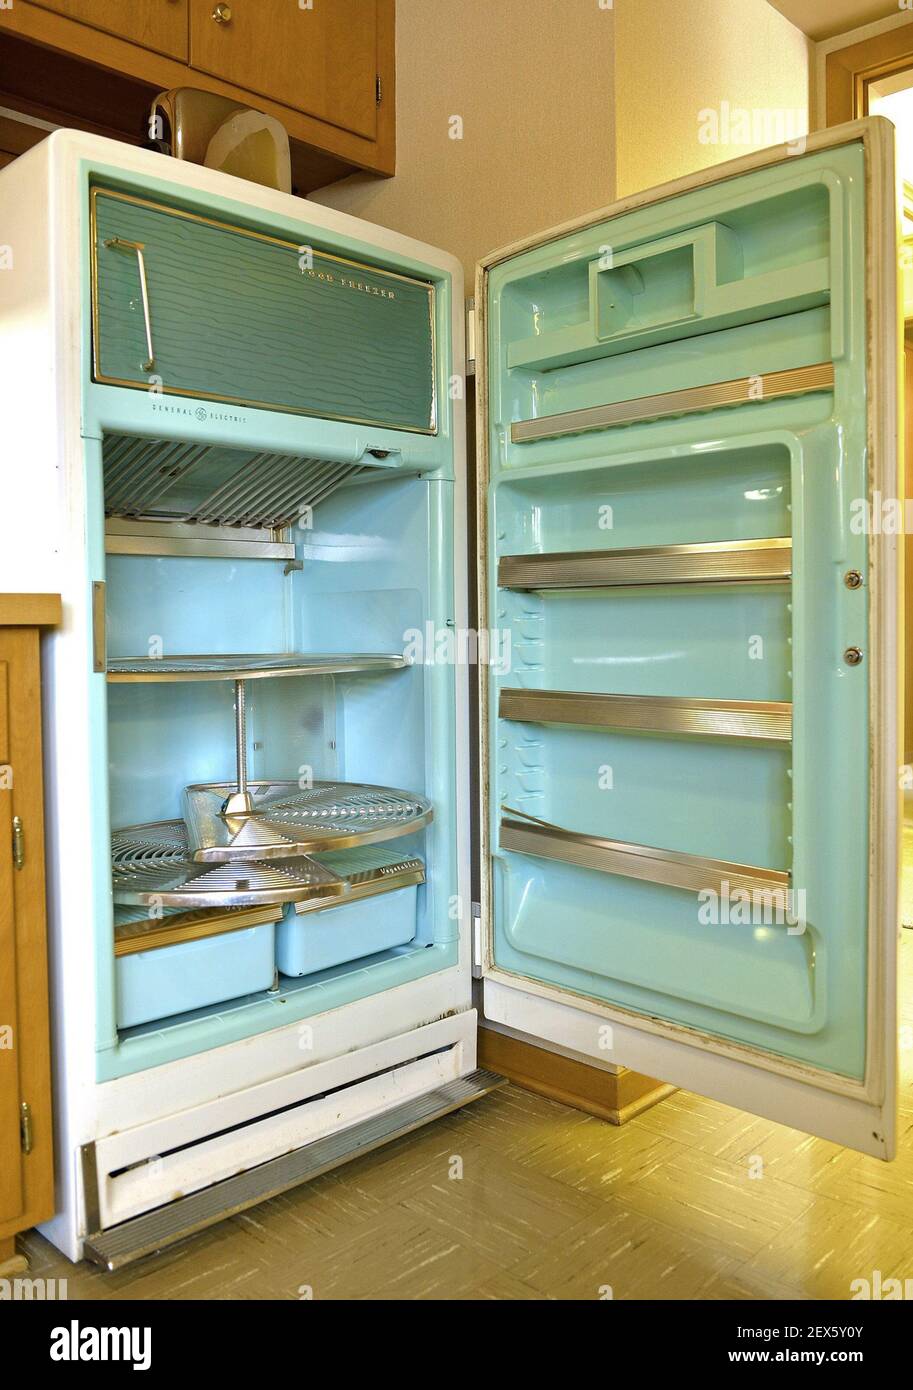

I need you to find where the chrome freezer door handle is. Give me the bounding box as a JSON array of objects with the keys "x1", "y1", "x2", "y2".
[{"x1": 103, "y1": 236, "x2": 156, "y2": 373}]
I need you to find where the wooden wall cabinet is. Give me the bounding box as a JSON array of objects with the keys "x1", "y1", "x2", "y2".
[
  {"x1": 30, "y1": 0, "x2": 190, "y2": 62},
  {"x1": 190, "y1": 0, "x2": 379, "y2": 142},
  {"x1": 0, "y1": 1, "x2": 395, "y2": 193},
  {"x1": 0, "y1": 596, "x2": 59, "y2": 1273}
]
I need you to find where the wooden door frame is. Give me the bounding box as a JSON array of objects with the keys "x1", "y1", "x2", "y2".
[{"x1": 826, "y1": 22, "x2": 913, "y2": 125}]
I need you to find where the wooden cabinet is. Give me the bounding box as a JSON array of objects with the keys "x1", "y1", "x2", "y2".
[
  {"x1": 0, "y1": 596, "x2": 59, "y2": 1273},
  {"x1": 0, "y1": 0, "x2": 395, "y2": 191},
  {"x1": 30, "y1": 0, "x2": 189, "y2": 61},
  {"x1": 191, "y1": 0, "x2": 379, "y2": 142}
]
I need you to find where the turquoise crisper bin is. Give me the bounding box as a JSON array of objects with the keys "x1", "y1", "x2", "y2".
[
  {"x1": 116, "y1": 924, "x2": 276, "y2": 1030},
  {"x1": 277, "y1": 886, "x2": 418, "y2": 978}
]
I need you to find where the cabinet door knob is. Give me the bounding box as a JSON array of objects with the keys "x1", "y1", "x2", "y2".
[{"x1": 212, "y1": 3, "x2": 233, "y2": 23}]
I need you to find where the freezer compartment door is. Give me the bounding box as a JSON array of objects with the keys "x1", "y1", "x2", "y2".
[{"x1": 478, "y1": 120, "x2": 899, "y2": 1157}]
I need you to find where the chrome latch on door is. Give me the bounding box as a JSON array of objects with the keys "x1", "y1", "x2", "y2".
[
  {"x1": 20, "y1": 1101, "x2": 33, "y2": 1154},
  {"x1": 12, "y1": 814, "x2": 24, "y2": 870}
]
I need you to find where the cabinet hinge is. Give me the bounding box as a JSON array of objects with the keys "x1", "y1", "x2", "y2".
[
  {"x1": 20, "y1": 1101, "x2": 33, "y2": 1155},
  {"x1": 12, "y1": 814, "x2": 24, "y2": 870},
  {"x1": 376, "y1": 74, "x2": 383, "y2": 105}
]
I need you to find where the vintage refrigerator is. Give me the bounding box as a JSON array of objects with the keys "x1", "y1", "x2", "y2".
[{"x1": 0, "y1": 116, "x2": 901, "y2": 1267}]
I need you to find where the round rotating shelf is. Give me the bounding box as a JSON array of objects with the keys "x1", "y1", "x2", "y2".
[
  {"x1": 106, "y1": 653, "x2": 406, "y2": 683},
  {"x1": 183, "y1": 780, "x2": 434, "y2": 862},
  {"x1": 111, "y1": 820, "x2": 350, "y2": 909}
]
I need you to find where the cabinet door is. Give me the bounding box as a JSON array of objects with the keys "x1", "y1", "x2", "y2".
[
  {"x1": 30, "y1": 0, "x2": 189, "y2": 61},
  {"x1": 479, "y1": 119, "x2": 900, "y2": 1159},
  {"x1": 0, "y1": 628, "x2": 54, "y2": 1241},
  {"x1": 190, "y1": 0, "x2": 379, "y2": 140},
  {"x1": 0, "y1": 655, "x2": 24, "y2": 1225}
]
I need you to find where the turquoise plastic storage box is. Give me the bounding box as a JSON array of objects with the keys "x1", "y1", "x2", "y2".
[
  {"x1": 277, "y1": 887, "x2": 418, "y2": 977},
  {"x1": 116, "y1": 923, "x2": 276, "y2": 1029}
]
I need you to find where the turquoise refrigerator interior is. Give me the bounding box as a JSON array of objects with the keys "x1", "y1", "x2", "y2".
[{"x1": 84, "y1": 172, "x2": 464, "y2": 1078}]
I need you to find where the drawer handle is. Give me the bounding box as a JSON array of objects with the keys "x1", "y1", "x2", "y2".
[
  {"x1": 103, "y1": 237, "x2": 156, "y2": 373},
  {"x1": 212, "y1": 3, "x2": 233, "y2": 22}
]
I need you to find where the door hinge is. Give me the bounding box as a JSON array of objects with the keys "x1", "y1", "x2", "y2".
[
  {"x1": 92, "y1": 580, "x2": 106, "y2": 674},
  {"x1": 471, "y1": 900, "x2": 483, "y2": 975},
  {"x1": 466, "y1": 298, "x2": 477, "y2": 376},
  {"x1": 12, "y1": 814, "x2": 24, "y2": 870},
  {"x1": 20, "y1": 1101, "x2": 33, "y2": 1154},
  {"x1": 376, "y1": 74, "x2": 383, "y2": 105}
]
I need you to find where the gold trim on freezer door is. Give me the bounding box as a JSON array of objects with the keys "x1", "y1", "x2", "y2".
[{"x1": 89, "y1": 186, "x2": 439, "y2": 436}]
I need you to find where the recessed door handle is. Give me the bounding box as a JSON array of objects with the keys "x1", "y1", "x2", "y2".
[{"x1": 103, "y1": 236, "x2": 156, "y2": 373}]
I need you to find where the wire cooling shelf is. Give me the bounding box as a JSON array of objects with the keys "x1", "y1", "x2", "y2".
[
  {"x1": 107, "y1": 653, "x2": 407, "y2": 682},
  {"x1": 111, "y1": 820, "x2": 350, "y2": 908},
  {"x1": 183, "y1": 780, "x2": 434, "y2": 862},
  {"x1": 103, "y1": 433, "x2": 370, "y2": 529}
]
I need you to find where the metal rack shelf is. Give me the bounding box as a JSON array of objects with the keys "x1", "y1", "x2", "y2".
[
  {"x1": 499, "y1": 688, "x2": 792, "y2": 743},
  {"x1": 499, "y1": 808, "x2": 790, "y2": 900},
  {"x1": 103, "y1": 432, "x2": 369, "y2": 530},
  {"x1": 112, "y1": 847, "x2": 426, "y2": 945},
  {"x1": 107, "y1": 653, "x2": 406, "y2": 682},
  {"x1": 111, "y1": 821, "x2": 350, "y2": 909},
  {"x1": 183, "y1": 781, "x2": 434, "y2": 862},
  {"x1": 498, "y1": 538, "x2": 791, "y2": 590}
]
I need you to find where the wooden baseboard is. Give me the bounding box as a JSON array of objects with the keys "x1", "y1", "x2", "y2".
[{"x1": 478, "y1": 1027, "x2": 675, "y2": 1125}]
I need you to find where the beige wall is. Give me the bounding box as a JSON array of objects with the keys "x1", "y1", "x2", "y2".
[
  {"x1": 310, "y1": 0, "x2": 616, "y2": 285},
  {"x1": 615, "y1": 0, "x2": 812, "y2": 196}
]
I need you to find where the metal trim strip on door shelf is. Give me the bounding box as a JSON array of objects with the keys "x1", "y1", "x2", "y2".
[
  {"x1": 498, "y1": 537, "x2": 792, "y2": 589},
  {"x1": 500, "y1": 811, "x2": 790, "y2": 899},
  {"x1": 510, "y1": 362, "x2": 835, "y2": 443},
  {"x1": 498, "y1": 689, "x2": 792, "y2": 743}
]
